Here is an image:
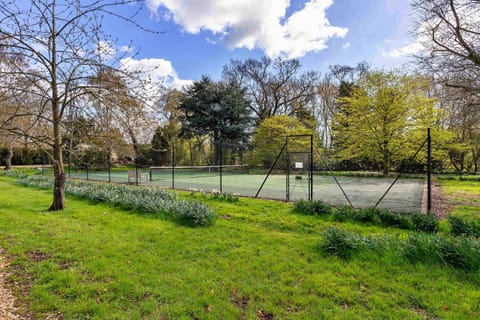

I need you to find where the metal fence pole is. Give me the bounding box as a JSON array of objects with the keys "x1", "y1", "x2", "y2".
[
  {"x1": 108, "y1": 159, "x2": 111, "y2": 183},
  {"x1": 286, "y1": 136, "x2": 290, "y2": 202},
  {"x1": 310, "y1": 134, "x2": 313, "y2": 201},
  {"x1": 67, "y1": 149, "x2": 71, "y2": 178},
  {"x1": 427, "y1": 127, "x2": 432, "y2": 215},
  {"x1": 172, "y1": 139, "x2": 175, "y2": 189},
  {"x1": 219, "y1": 139, "x2": 223, "y2": 193}
]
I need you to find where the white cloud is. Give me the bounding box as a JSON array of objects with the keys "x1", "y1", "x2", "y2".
[
  {"x1": 382, "y1": 41, "x2": 424, "y2": 58},
  {"x1": 145, "y1": 0, "x2": 348, "y2": 58},
  {"x1": 96, "y1": 40, "x2": 116, "y2": 61},
  {"x1": 119, "y1": 57, "x2": 192, "y2": 90},
  {"x1": 342, "y1": 42, "x2": 350, "y2": 50},
  {"x1": 119, "y1": 45, "x2": 135, "y2": 53}
]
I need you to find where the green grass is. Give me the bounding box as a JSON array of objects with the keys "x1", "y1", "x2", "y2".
[
  {"x1": 440, "y1": 179, "x2": 480, "y2": 219},
  {"x1": 0, "y1": 175, "x2": 480, "y2": 319}
]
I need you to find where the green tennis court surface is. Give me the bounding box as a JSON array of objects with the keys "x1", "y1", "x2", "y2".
[{"x1": 67, "y1": 169, "x2": 425, "y2": 213}]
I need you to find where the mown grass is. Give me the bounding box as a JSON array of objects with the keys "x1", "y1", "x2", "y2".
[
  {"x1": 0, "y1": 175, "x2": 479, "y2": 319},
  {"x1": 441, "y1": 179, "x2": 480, "y2": 219}
]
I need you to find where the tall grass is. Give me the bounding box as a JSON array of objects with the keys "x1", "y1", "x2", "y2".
[
  {"x1": 319, "y1": 227, "x2": 480, "y2": 272},
  {"x1": 295, "y1": 200, "x2": 438, "y2": 233},
  {"x1": 18, "y1": 175, "x2": 217, "y2": 227},
  {"x1": 449, "y1": 216, "x2": 480, "y2": 238}
]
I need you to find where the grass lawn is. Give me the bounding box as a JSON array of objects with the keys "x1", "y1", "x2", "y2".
[
  {"x1": 440, "y1": 179, "x2": 480, "y2": 219},
  {"x1": 0, "y1": 175, "x2": 479, "y2": 319}
]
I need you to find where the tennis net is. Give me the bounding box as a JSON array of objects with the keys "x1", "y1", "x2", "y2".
[{"x1": 149, "y1": 164, "x2": 249, "y2": 181}]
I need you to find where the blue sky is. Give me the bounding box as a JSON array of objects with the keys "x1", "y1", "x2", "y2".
[{"x1": 104, "y1": 0, "x2": 420, "y2": 88}]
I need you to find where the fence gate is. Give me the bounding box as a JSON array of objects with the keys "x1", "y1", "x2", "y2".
[{"x1": 286, "y1": 135, "x2": 313, "y2": 201}]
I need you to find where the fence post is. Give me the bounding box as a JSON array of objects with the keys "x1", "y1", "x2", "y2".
[
  {"x1": 427, "y1": 127, "x2": 432, "y2": 215},
  {"x1": 219, "y1": 139, "x2": 223, "y2": 193},
  {"x1": 108, "y1": 159, "x2": 111, "y2": 183},
  {"x1": 310, "y1": 134, "x2": 313, "y2": 201},
  {"x1": 67, "y1": 149, "x2": 71, "y2": 178},
  {"x1": 286, "y1": 136, "x2": 290, "y2": 202},
  {"x1": 172, "y1": 138, "x2": 175, "y2": 189}
]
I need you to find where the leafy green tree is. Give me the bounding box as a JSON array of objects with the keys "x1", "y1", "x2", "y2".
[
  {"x1": 252, "y1": 115, "x2": 314, "y2": 168},
  {"x1": 179, "y1": 76, "x2": 251, "y2": 164},
  {"x1": 333, "y1": 70, "x2": 444, "y2": 175}
]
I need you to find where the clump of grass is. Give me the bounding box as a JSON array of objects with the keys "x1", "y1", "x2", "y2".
[
  {"x1": 18, "y1": 175, "x2": 217, "y2": 227},
  {"x1": 210, "y1": 191, "x2": 240, "y2": 202},
  {"x1": 293, "y1": 199, "x2": 333, "y2": 216},
  {"x1": 404, "y1": 233, "x2": 480, "y2": 271},
  {"x1": 377, "y1": 209, "x2": 412, "y2": 229},
  {"x1": 449, "y1": 216, "x2": 480, "y2": 238},
  {"x1": 332, "y1": 204, "x2": 353, "y2": 222},
  {"x1": 411, "y1": 213, "x2": 438, "y2": 233},
  {"x1": 350, "y1": 207, "x2": 377, "y2": 223},
  {"x1": 320, "y1": 228, "x2": 480, "y2": 272},
  {"x1": 318, "y1": 227, "x2": 364, "y2": 259}
]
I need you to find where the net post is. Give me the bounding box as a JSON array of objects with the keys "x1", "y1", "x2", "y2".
[
  {"x1": 427, "y1": 127, "x2": 432, "y2": 215},
  {"x1": 86, "y1": 164, "x2": 89, "y2": 180}
]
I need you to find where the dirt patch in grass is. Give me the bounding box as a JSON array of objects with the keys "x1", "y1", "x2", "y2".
[
  {"x1": 0, "y1": 249, "x2": 27, "y2": 320},
  {"x1": 26, "y1": 250, "x2": 51, "y2": 263},
  {"x1": 257, "y1": 309, "x2": 274, "y2": 320},
  {"x1": 431, "y1": 183, "x2": 454, "y2": 219}
]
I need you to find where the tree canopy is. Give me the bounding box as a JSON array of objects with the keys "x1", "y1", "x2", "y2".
[
  {"x1": 178, "y1": 76, "x2": 251, "y2": 164},
  {"x1": 333, "y1": 70, "x2": 442, "y2": 175}
]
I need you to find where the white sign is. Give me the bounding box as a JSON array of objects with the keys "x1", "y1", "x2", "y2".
[{"x1": 295, "y1": 162, "x2": 303, "y2": 169}]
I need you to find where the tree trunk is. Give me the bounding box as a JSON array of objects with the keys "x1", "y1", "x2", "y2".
[
  {"x1": 4, "y1": 145, "x2": 13, "y2": 171},
  {"x1": 48, "y1": 173, "x2": 66, "y2": 211}
]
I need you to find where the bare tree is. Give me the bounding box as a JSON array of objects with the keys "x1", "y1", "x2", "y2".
[
  {"x1": 0, "y1": 0, "x2": 151, "y2": 210},
  {"x1": 411, "y1": 0, "x2": 480, "y2": 93},
  {"x1": 313, "y1": 73, "x2": 338, "y2": 147},
  {"x1": 222, "y1": 56, "x2": 318, "y2": 123},
  {"x1": 88, "y1": 68, "x2": 157, "y2": 165}
]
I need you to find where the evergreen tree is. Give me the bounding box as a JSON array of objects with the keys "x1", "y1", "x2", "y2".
[{"x1": 179, "y1": 76, "x2": 251, "y2": 164}]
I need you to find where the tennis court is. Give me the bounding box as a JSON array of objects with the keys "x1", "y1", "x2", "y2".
[{"x1": 67, "y1": 166, "x2": 425, "y2": 213}]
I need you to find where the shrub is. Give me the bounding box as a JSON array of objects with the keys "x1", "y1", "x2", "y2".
[
  {"x1": 449, "y1": 216, "x2": 480, "y2": 238},
  {"x1": 293, "y1": 199, "x2": 333, "y2": 216},
  {"x1": 411, "y1": 213, "x2": 438, "y2": 233}
]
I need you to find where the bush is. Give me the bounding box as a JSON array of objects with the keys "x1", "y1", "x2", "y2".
[
  {"x1": 449, "y1": 216, "x2": 480, "y2": 238},
  {"x1": 293, "y1": 199, "x2": 333, "y2": 216},
  {"x1": 411, "y1": 213, "x2": 438, "y2": 233}
]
